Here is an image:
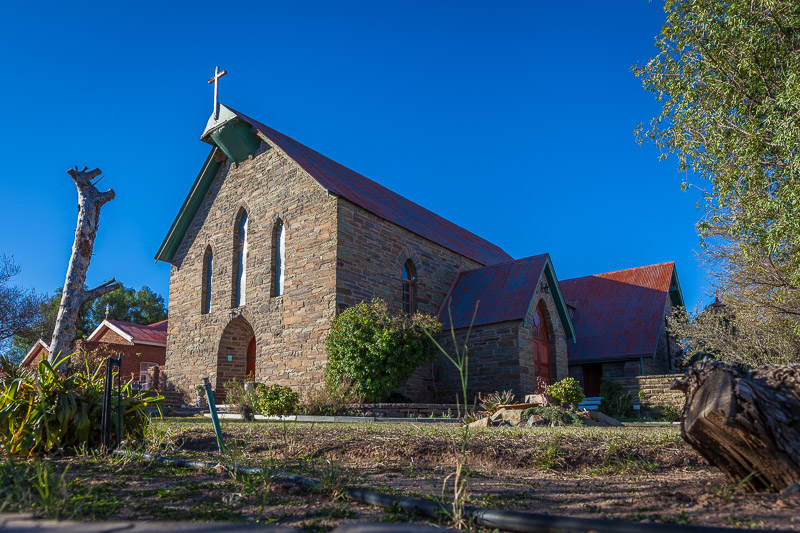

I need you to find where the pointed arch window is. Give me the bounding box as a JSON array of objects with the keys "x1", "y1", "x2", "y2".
[
  {"x1": 273, "y1": 219, "x2": 285, "y2": 297},
  {"x1": 402, "y1": 260, "x2": 416, "y2": 316},
  {"x1": 234, "y1": 209, "x2": 248, "y2": 307},
  {"x1": 202, "y1": 246, "x2": 213, "y2": 314}
]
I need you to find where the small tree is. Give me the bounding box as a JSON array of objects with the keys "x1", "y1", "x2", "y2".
[
  {"x1": 0, "y1": 255, "x2": 45, "y2": 348},
  {"x1": 325, "y1": 300, "x2": 441, "y2": 402}
]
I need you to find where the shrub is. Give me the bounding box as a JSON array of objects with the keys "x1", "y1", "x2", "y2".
[
  {"x1": 521, "y1": 406, "x2": 583, "y2": 426},
  {"x1": 325, "y1": 299, "x2": 441, "y2": 402},
  {"x1": 546, "y1": 377, "x2": 584, "y2": 410},
  {"x1": 598, "y1": 379, "x2": 634, "y2": 419},
  {"x1": 299, "y1": 381, "x2": 365, "y2": 416},
  {"x1": 0, "y1": 354, "x2": 162, "y2": 455},
  {"x1": 253, "y1": 384, "x2": 299, "y2": 416},
  {"x1": 222, "y1": 379, "x2": 254, "y2": 414}
]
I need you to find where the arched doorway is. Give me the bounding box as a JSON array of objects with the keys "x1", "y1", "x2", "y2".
[
  {"x1": 531, "y1": 301, "x2": 552, "y2": 386},
  {"x1": 246, "y1": 337, "x2": 256, "y2": 380},
  {"x1": 216, "y1": 316, "x2": 255, "y2": 402}
]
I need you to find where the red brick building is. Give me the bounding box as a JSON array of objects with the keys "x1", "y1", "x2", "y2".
[
  {"x1": 156, "y1": 103, "x2": 683, "y2": 405},
  {"x1": 21, "y1": 320, "x2": 167, "y2": 389}
]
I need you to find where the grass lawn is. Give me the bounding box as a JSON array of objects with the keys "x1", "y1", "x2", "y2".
[{"x1": 2, "y1": 417, "x2": 798, "y2": 531}]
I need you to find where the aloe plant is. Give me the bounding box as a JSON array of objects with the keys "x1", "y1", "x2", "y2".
[{"x1": 0, "y1": 354, "x2": 162, "y2": 456}]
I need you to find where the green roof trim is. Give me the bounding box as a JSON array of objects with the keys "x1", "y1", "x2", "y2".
[
  {"x1": 543, "y1": 257, "x2": 577, "y2": 343},
  {"x1": 524, "y1": 256, "x2": 577, "y2": 343},
  {"x1": 155, "y1": 148, "x2": 223, "y2": 263},
  {"x1": 205, "y1": 119, "x2": 261, "y2": 163},
  {"x1": 669, "y1": 267, "x2": 685, "y2": 309}
]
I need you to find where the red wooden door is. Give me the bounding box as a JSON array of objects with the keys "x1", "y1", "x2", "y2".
[
  {"x1": 245, "y1": 336, "x2": 256, "y2": 380},
  {"x1": 583, "y1": 363, "x2": 602, "y2": 397},
  {"x1": 532, "y1": 302, "x2": 552, "y2": 385}
]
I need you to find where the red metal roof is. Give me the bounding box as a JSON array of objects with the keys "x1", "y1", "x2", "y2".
[
  {"x1": 439, "y1": 255, "x2": 550, "y2": 330},
  {"x1": 105, "y1": 319, "x2": 167, "y2": 345},
  {"x1": 560, "y1": 262, "x2": 676, "y2": 363},
  {"x1": 230, "y1": 108, "x2": 513, "y2": 266}
]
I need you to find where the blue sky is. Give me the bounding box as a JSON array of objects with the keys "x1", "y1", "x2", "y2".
[{"x1": 0, "y1": 1, "x2": 711, "y2": 310}]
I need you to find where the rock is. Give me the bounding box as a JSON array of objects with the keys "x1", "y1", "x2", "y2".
[
  {"x1": 782, "y1": 483, "x2": 800, "y2": 495},
  {"x1": 587, "y1": 410, "x2": 623, "y2": 427},
  {"x1": 503, "y1": 409, "x2": 524, "y2": 426},
  {"x1": 489, "y1": 409, "x2": 507, "y2": 424},
  {"x1": 523, "y1": 393, "x2": 549, "y2": 406},
  {"x1": 468, "y1": 417, "x2": 490, "y2": 429},
  {"x1": 577, "y1": 411, "x2": 600, "y2": 426},
  {"x1": 526, "y1": 414, "x2": 545, "y2": 426}
]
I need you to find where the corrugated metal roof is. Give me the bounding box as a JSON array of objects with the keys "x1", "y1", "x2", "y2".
[
  {"x1": 229, "y1": 108, "x2": 512, "y2": 266},
  {"x1": 560, "y1": 262, "x2": 676, "y2": 363},
  {"x1": 106, "y1": 319, "x2": 168, "y2": 345},
  {"x1": 439, "y1": 255, "x2": 550, "y2": 330}
]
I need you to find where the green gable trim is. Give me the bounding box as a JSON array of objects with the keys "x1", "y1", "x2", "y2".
[
  {"x1": 669, "y1": 267, "x2": 685, "y2": 309},
  {"x1": 523, "y1": 257, "x2": 577, "y2": 343},
  {"x1": 155, "y1": 148, "x2": 223, "y2": 264},
  {"x1": 543, "y1": 258, "x2": 577, "y2": 343},
  {"x1": 205, "y1": 119, "x2": 261, "y2": 163}
]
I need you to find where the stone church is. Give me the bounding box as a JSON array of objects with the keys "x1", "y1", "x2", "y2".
[{"x1": 156, "y1": 103, "x2": 684, "y2": 405}]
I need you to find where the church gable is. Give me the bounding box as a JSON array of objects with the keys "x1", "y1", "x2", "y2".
[
  {"x1": 440, "y1": 254, "x2": 576, "y2": 341},
  {"x1": 560, "y1": 262, "x2": 683, "y2": 363},
  {"x1": 156, "y1": 105, "x2": 512, "y2": 267}
]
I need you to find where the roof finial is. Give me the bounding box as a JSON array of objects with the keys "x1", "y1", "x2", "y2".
[
  {"x1": 208, "y1": 66, "x2": 227, "y2": 120},
  {"x1": 104, "y1": 303, "x2": 110, "y2": 320}
]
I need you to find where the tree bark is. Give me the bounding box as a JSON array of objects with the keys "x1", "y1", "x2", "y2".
[
  {"x1": 49, "y1": 167, "x2": 120, "y2": 367},
  {"x1": 672, "y1": 359, "x2": 800, "y2": 491}
]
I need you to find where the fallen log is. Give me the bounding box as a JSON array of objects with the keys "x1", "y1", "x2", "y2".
[{"x1": 672, "y1": 359, "x2": 800, "y2": 491}]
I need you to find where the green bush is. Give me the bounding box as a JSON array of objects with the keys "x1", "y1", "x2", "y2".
[
  {"x1": 0, "y1": 354, "x2": 162, "y2": 455},
  {"x1": 253, "y1": 384, "x2": 299, "y2": 416},
  {"x1": 521, "y1": 406, "x2": 583, "y2": 426},
  {"x1": 598, "y1": 379, "x2": 634, "y2": 419},
  {"x1": 325, "y1": 299, "x2": 441, "y2": 402},
  {"x1": 546, "y1": 377, "x2": 584, "y2": 410}
]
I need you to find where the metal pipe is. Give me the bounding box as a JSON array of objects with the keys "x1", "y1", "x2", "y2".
[{"x1": 203, "y1": 377, "x2": 226, "y2": 453}]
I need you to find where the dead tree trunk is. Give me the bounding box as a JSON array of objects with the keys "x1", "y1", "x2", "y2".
[
  {"x1": 672, "y1": 359, "x2": 800, "y2": 491},
  {"x1": 49, "y1": 167, "x2": 120, "y2": 367}
]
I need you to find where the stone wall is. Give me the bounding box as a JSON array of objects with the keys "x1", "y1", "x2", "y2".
[
  {"x1": 335, "y1": 198, "x2": 482, "y2": 317},
  {"x1": 607, "y1": 373, "x2": 686, "y2": 411},
  {"x1": 164, "y1": 140, "x2": 338, "y2": 405},
  {"x1": 402, "y1": 284, "x2": 569, "y2": 404}
]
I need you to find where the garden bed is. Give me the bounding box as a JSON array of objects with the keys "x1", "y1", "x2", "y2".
[{"x1": 4, "y1": 418, "x2": 798, "y2": 530}]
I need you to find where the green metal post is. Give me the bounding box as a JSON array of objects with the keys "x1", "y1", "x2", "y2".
[{"x1": 204, "y1": 378, "x2": 226, "y2": 453}]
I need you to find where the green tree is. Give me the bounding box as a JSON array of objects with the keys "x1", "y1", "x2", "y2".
[
  {"x1": 635, "y1": 0, "x2": 800, "y2": 361},
  {"x1": 5, "y1": 285, "x2": 166, "y2": 363},
  {"x1": 85, "y1": 285, "x2": 167, "y2": 329}
]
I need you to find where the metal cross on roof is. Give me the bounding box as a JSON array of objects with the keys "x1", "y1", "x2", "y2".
[{"x1": 208, "y1": 66, "x2": 227, "y2": 120}]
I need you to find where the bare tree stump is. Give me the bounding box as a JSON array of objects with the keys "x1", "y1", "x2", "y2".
[
  {"x1": 49, "y1": 167, "x2": 120, "y2": 366},
  {"x1": 672, "y1": 360, "x2": 800, "y2": 491}
]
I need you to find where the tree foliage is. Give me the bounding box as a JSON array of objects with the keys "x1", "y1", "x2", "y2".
[
  {"x1": 325, "y1": 299, "x2": 441, "y2": 402},
  {"x1": 5, "y1": 284, "x2": 166, "y2": 363},
  {"x1": 635, "y1": 0, "x2": 800, "y2": 360},
  {"x1": 0, "y1": 255, "x2": 45, "y2": 347}
]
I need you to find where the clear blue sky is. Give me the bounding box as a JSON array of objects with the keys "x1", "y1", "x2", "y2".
[{"x1": 0, "y1": 1, "x2": 711, "y2": 310}]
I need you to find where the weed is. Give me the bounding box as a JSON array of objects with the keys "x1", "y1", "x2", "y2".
[
  {"x1": 726, "y1": 515, "x2": 758, "y2": 528},
  {"x1": 313, "y1": 503, "x2": 355, "y2": 519}
]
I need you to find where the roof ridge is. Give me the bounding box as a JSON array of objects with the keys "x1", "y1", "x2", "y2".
[
  {"x1": 459, "y1": 253, "x2": 551, "y2": 275},
  {"x1": 228, "y1": 106, "x2": 513, "y2": 266},
  {"x1": 562, "y1": 261, "x2": 675, "y2": 283}
]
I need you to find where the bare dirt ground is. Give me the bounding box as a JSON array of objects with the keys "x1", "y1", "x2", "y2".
[{"x1": 46, "y1": 418, "x2": 800, "y2": 531}]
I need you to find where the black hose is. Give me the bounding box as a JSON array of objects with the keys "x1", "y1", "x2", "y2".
[{"x1": 116, "y1": 450, "x2": 785, "y2": 533}]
